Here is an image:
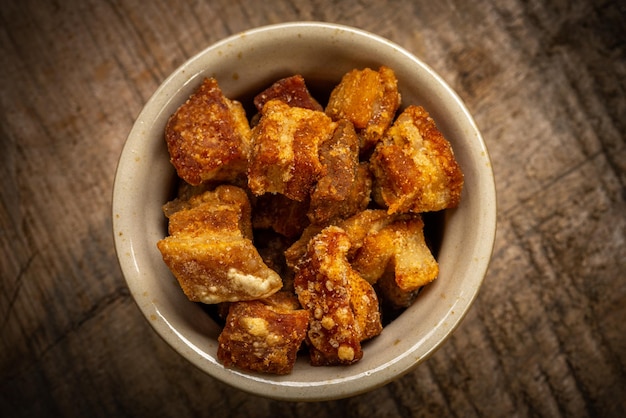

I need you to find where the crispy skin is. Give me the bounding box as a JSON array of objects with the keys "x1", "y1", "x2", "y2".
[
  {"x1": 294, "y1": 226, "x2": 382, "y2": 366},
  {"x1": 370, "y1": 105, "x2": 464, "y2": 214},
  {"x1": 285, "y1": 209, "x2": 390, "y2": 273},
  {"x1": 325, "y1": 66, "x2": 400, "y2": 152},
  {"x1": 311, "y1": 120, "x2": 359, "y2": 205},
  {"x1": 254, "y1": 75, "x2": 323, "y2": 112},
  {"x1": 247, "y1": 100, "x2": 337, "y2": 201},
  {"x1": 157, "y1": 236, "x2": 282, "y2": 304},
  {"x1": 164, "y1": 184, "x2": 253, "y2": 239},
  {"x1": 217, "y1": 292, "x2": 309, "y2": 375},
  {"x1": 308, "y1": 121, "x2": 372, "y2": 225},
  {"x1": 165, "y1": 78, "x2": 251, "y2": 186},
  {"x1": 251, "y1": 118, "x2": 369, "y2": 230},
  {"x1": 381, "y1": 216, "x2": 438, "y2": 293},
  {"x1": 156, "y1": 186, "x2": 282, "y2": 304},
  {"x1": 350, "y1": 228, "x2": 395, "y2": 285},
  {"x1": 351, "y1": 215, "x2": 438, "y2": 304},
  {"x1": 323, "y1": 210, "x2": 439, "y2": 307}
]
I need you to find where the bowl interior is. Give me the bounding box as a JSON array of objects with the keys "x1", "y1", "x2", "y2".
[{"x1": 112, "y1": 22, "x2": 496, "y2": 401}]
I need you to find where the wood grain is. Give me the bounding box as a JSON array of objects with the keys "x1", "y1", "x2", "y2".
[{"x1": 1, "y1": 0, "x2": 624, "y2": 416}]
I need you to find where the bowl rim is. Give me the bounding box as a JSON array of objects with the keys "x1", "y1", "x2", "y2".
[{"x1": 112, "y1": 21, "x2": 497, "y2": 401}]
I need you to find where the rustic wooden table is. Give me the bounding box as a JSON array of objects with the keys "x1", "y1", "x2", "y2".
[{"x1": 1, "y1": 0, "x2": 624, "y2": 416}]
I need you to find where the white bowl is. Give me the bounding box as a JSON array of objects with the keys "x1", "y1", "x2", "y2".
[{"x1": 112, "y1": 22, "x2": 496, "y2": 401}]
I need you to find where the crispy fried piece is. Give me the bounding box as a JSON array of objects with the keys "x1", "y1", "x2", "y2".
[
  {"x1": 165, "y1": 78, "x2": 251, "y2": 186},
  {"x1": 164, "y1": 185, "x2": 253, "y2": 239},
  {"x1": 253, "y1": 75, "x2": 323, "y2": 112},
  {"x1": 325, "y1": 66, "x2": 400, "y2": 152},
  {"x1": 252, "y1": 193, "x2": 310, "y2": 238},
  {"x1": 157, "y1": 228, "x2": 283, "y2": 304},
  {"x1": 217, "y1": 292, "x2": 309, "y2": 375},
  {"x1": 157, "y1": 186, "x2": 282, "y2": 304},
  {"x1": 350, "y1": 228, "x2": 395, "y2": 285},
  {"x1": 382, "y1": 216, "x2": 438, "y2": 293},
  {"x1": 308, "y1": 163, "x2": 372, "y2": 226},
  {"x1": 351, "y1": 214, "x2": 438, "y2": 295},
  {"x1": 248, "y1": 100, "x2": 337, "y2": 201},
  {"x1": 311, "y1": 120, "x2": 359, "y2": 205},
  {"x1": 370, "y1": 105, "x2": 464, "y2": 214},
  {"x1": 286, "y1": 209, "x2": 392, "y2": 273},
  {"x1": 334, "y1": 209, "x2": 438, "y2": 298},
  {"x1": 308, "y1": 121, "x2": 372, "y2": 225},
  {"x1": 294, "y1": 226, "x2": 382, "y2": 366},
  {"x1": 329, "y1": 210, "x2": 439, "y2": 308}
]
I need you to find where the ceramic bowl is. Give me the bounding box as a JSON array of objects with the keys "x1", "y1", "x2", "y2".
[{"x1": 112, "y1": 22, "x2": 496, "y2": 401}]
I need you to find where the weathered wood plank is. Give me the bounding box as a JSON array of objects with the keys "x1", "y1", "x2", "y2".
[{"x1": 1, "y1": 0, "x2": 624, "y2": 416}]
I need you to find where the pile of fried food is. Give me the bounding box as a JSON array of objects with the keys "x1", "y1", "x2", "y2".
[{"x1": 156, "y1": 66, "x2": 464, "y2": 375}]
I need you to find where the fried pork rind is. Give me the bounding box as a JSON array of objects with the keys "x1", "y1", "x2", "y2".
[
  {"x1": 351, "y1": 214, "x2": 439, "y2": 308},
  {"x1": 294, "y1": 226, "x2": 382, "y2": 366},
  {"x1": 284, "y1": 209, "x2": 391, "y2": 274},
  {"x1": 217, "y1": 292, "x2": 309, "y2": 375},
  {"x1": 286, "y1": 210, "x2": 438, "y2": 309},
  {"x1": 156, "y1": 185, "x2": 282, "y2": 304},
  {"x1": 163, "y1": 184, "x2": 253, "y2": 238},
  {"x1": 165, "y1": 78, "x2": 251, "y2": 186},
  {"x1": 247, "y1": 100, "x2": 337, "y2": 201},
  {"x1": 253, "y1": 75, "x2": 323, "y2": 112},
  {"x1": 325, "y1": 66, "x2": 400, "y2": 152},
  {"x1": 308, "y1": 120, "x2": 372, "y2": 225},
  {"x1": 370, "y1": 105, "x2": 464, "y2": 214}
]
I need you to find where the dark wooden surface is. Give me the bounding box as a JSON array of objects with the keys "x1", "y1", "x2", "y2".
[{"x1": 1, "y1": 0, "x2": 625, "y2": 416}]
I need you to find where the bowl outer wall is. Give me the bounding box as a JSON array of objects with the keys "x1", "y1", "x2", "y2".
[{"x1": 112, "y1": 22, "x2": 497, "y2": 401}]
